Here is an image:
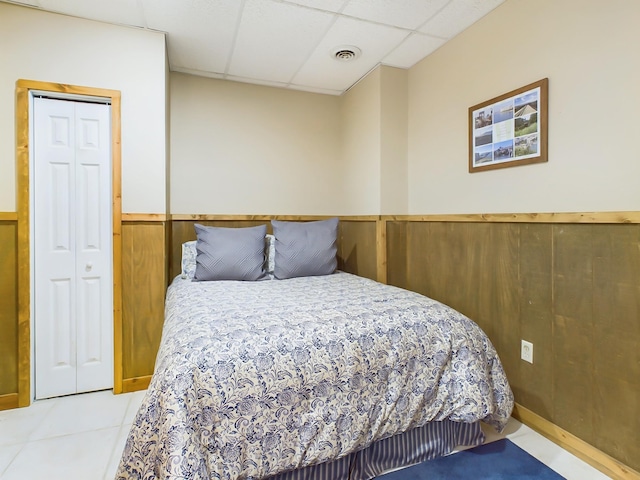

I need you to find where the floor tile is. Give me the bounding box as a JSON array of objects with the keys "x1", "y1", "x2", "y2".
[
  {"x1": 29, "y1": 390, "x2": 131, "y2": 441},
  {"x1": 2, "y1": 426, "x2": 120, "y2": 480},
  {"x1": 480, "y1": 418, "x2": 510, "y2": 443},
  {"x1": 508, "y1": 430, "x2": 611, "y2": 480},
  {"x1": 0, "y1": 443, "x2": 24, "y2": 477},
  {"x1": 122, "y1": 389, "x2": 147, "y2": 425},
  {"x1": 0, "y1": 389, "x2": 618, "y2": 480},
  {"x1": 0, "y1": 398, "x2": 57, "y2": 446},
  {"x1": 104, "y1": 423, "x2": 132, "y2": 480}
]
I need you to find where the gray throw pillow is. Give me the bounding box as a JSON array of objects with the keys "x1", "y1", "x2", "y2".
[
  {"x1": 271, "y1": 217, "x2": 338, "y2": 279},
  {"x1": 193, "y1": 224, "x2": 268, "y2": 281}
]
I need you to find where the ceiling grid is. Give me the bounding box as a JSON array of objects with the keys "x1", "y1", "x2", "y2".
[{"x1": 3, "y1": 0, "x2": 504, "y2": 95}]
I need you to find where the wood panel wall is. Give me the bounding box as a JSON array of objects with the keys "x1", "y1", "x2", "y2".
[
  {"x1": 170, "y1": 216, "x2": 379, "y2": 282},
  {"x1": 0, "y1": 218, "x2": 18, "y2": 409},
  {"x1": 3, "y1": 209, "x2": 637, "y2": 477},
  {"x1": 386, "y1": 217, "x2": 640, "y2": 475},
  {"x1": 0, "y1": 214, "x2": 376, "y2": 407},
  {"x1": 120, "y1": 219, "x2": 169, "y2": 392}
]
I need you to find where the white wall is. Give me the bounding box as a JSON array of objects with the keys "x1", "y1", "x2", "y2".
[
  {"x1": 407, "y1": 0, "x2": 640, "y2": 214},
  {"x1": 0, "y1": 3, "x2": 167, "y2": 213},
  {"x1": 170, "y1": 73, "x2": 345, "y2": 215}
]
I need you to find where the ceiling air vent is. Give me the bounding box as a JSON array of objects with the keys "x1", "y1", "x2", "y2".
[{"x1": 331, "y1": 46, "x2": 361, "y2": 62}]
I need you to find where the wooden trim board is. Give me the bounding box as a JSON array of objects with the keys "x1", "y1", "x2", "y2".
[
  {"x1": 122, "y1": 375, "x2": 152, "y2": 393},
  {"x1": 0, "y1": 213, "x2": 18, "y2": 221},
  {"x1": 171, "y1": 214, "x2": 380, "y2": 222},
  {"x1": 376, "y1": 219, "x2": 387, "y2": 284},
  {"x1": 122, "y1": 213, "x2": 168, "y2": 222},
  {"x1": 0, "y1": 393, "x2": 19, "y2": 411},
  {"x1": 171, "y1": 212, "x2": 640, "y2": 224},
  {"x1": 383, "y1": 211, "x2": 640, "y2": 224},
  {"x1": 513, "y1": 403, "x2": 640, "y2": 480}
]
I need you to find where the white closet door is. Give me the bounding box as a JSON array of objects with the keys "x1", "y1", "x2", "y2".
[
  {"x1": 34, "y1": 97, "x2": 113, "y2": 399},
  {"x1": 74, "y1": 101, "x2": 113, "y2": 393},
  {"x1": 34, "y1": 98, "x2": 77, "y2": 399}
]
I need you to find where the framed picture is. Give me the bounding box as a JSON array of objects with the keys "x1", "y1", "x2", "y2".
[{"x1": 469, "y1": 78, "x2": 548, "y2": 173}]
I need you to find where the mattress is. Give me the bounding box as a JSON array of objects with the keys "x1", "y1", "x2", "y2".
[{"x1": 116, "y1": 272, "x2": 513, "y2": 480}]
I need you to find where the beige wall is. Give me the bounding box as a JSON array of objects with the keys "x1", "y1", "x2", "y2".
[
  {"x1": 339, "y1": 68, "x2": 382, "y2": 214},
  {"x1": 4, "y1": 0, "x2": 637, "y2": 217},
  {"x1": 338, "y1": 65, "x2": 409, "y2": 215},
  {"x1": 0, "y1": 3, "x2": 167, "y2": 213},
  {"x1": 171, "y1": 65, "x2": 407, "y2": 216},
  {"x1": 170, "y1": 73, "x2": 345, "y2": 215},
  {"x1": 407, "y1": 0, "x2": 640, "y2": 214},
  {"x1": 380, "y1": 66, "x2": 408, "y2": 214}
]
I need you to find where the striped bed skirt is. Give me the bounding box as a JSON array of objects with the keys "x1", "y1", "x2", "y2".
[{"x1": 268, "y1": 420, "x2": 484, "y2": 480}]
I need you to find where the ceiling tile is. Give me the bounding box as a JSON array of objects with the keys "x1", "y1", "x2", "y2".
[
  {"x1": 292, "y1": 15, "x2": 408, "y2": 92},
  {"x1": 225, "y1": 74, "x2": 343, "y2": 96},
  {"x1": 419, "y1": 0, "x2": 504, "y2": 39},
  {"x1": 8, "y1": 0, "x2": 506, "y2": 94},
  {"x1": 342, "y1": 0, "x2": 450, "y2": 30},
  {"x1": 225, "y1": 74, "x2": 289, "y2": 89},
  {"x1": 36, "y1": 0, "x2": 146, "y2": 27},
  {"x1": 141, "y1": 0, "x2": 242, "y2": 73},
  {"x1": 382, "y1": 32, "x2": 445, "y2": 69},
  {"x1": 282, "y1": 0, "x2": 348, "y2": 14},
  {"x1": 227, "y1": 0, "x2": 335, "y2": 84},
  {"x1": 172, "y1": 67, "x2": 226, "y2": 81},
  {"x1": 287, "y1": 84, "x2": 343, "y2": 96},
  {"x1": 7, "y1": 0, "x2": 40, "y2": 6}
]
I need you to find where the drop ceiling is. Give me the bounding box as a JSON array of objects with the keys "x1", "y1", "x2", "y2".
[{"x1": 4, "y1": 0, "x2": 505, "y2": 95}]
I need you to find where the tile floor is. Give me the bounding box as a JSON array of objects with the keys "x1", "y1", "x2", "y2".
[{"x1": 0, "y1": 389, "x2": 612, "y2": 480}]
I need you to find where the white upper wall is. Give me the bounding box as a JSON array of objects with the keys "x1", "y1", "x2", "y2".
[
  {"x1": 407, "y1": 0, "x2": 640, "y2": 214},
  {"x1": 0, "y1": 3, "x2": 167, "y2": 213}
]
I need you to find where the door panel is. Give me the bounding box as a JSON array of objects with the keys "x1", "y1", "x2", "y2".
[
  {"x1": 34, "y1": 97, "x2": 112, "y2": 399},
  {"x1": 35, "y1": 98, "x2": 77, "y2": 399},
  {"x1": 49, "y1": 278, "x2": 75, "y2": 393},
  {"x1": 77, "y1": 277, "x2": 103, "y2": 371},
  {"x1": 75, "y1": 101, "x2": 112, "y2": 393},
  {"x1": 50, "y1": 163, "x2": 72, "y2": 250}
]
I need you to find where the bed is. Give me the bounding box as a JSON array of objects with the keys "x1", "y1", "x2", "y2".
[{"x1": 116, "y1": 218, "x2": 513, "y2": 480}]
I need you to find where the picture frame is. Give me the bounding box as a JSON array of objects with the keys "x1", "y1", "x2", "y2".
[{"x1": 469, "y1": 78, "x2": 548, "y2": 173}]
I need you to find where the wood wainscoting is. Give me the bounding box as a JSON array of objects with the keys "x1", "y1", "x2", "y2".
[
  {"x1": 0, "y1": 212, "x2": 379, "y2": 402},
  {"x1": 170, "y1": 215, "x2": 380, "y2": 282},
  {"x1": 123, "y1": 210, "x2": 640, "y2": 478},
  {"x1": 120, "y1": 214, "x2": 380, "y2": 394},
  {"x1": 5, "y1": 208, "x2": 637, "y2": 478},
  {"x1": 1, "y1": 210, "x2": 167, "y2": 403},
  {"x1": 385, "y1": 212, "x2": 640, "y2": 479},
  {"x1": 0, "y1": 214, "x2": 18, "y2": 410},
  {"x1": 120, "y1": 214, "x2": 170, "y2": 393}
]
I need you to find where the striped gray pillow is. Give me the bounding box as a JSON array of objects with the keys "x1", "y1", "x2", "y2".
[
  {"x1": 193, "y1": 224, "x2": 268, "y2": 281},
  {"x1": 272, "y1": 218, "x2": 338, "y2": 279}
]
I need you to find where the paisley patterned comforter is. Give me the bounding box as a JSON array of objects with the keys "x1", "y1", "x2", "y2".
[{"x1": 116, "y1": 272, "x2": 513, "y2": 480}]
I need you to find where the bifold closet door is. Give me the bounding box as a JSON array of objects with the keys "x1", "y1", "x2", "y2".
[{"x1": 33, "y1": 97, "x2": 113, "y2": 400}]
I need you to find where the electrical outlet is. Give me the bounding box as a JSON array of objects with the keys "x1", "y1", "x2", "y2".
[{"x1": 521, "y1": 340, "x2": 533, "y2": 363}]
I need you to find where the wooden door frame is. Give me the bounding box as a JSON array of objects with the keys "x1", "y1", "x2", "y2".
[{"x1": 15, "y1": 79, "x2": 123, "y2": 406}]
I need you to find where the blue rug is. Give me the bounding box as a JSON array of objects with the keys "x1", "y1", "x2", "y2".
[{"x1": 378, "y1": 439, "x2": 565, "y2": 479}]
